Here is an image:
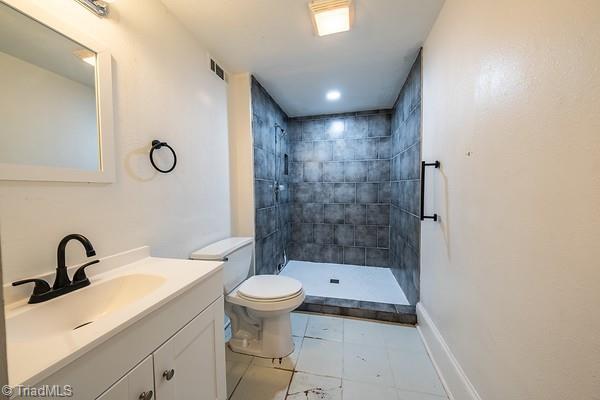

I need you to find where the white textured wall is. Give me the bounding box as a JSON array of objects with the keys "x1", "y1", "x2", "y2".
[
  {"x1": 0, "y1": 51, "x2": 98, "y2": 171},
  {"x1": 0, "y1": 0, "x2": 231, "y2": 284},
  {"x1": 421, "y1": 0, "x2": 600, "y2": 399},
  {"x1": 227, "y1": 73, "x2": 254, "y2": 237}
]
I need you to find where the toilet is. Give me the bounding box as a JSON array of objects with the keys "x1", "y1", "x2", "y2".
[{"x1": 191, "y1": 237, "x2": 304, "y2": 358}]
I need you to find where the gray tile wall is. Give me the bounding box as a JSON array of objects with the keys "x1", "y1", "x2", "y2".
[
  {"x1": 287, "y1": 111, "x2": 392, "y2": 267},
  {"x1": 251, "y1": 77, "x2": 290, "y2": 275},
  {"x1": 390, "y1": 51, "x2": 422, "y2": 305}
]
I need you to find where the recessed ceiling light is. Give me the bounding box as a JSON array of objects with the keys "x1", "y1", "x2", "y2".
[
  {"x1": 326, "y1": 90, "x2": 341, "y2": 101},
  {"x1": 309, "y1": 0, "x2": 353, "y2": 37},
  {"x1": 73, "y1": 49, "x2": 96, "y2": 66}
]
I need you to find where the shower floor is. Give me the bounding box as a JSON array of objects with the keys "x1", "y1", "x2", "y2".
[{"x1": 280, "y1": 260, "x2": 409, "y2": 305}]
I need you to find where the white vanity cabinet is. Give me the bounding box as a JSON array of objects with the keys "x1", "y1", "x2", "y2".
[{"x1": 96, "y1": 299, "x2": 226, "y2": 400}]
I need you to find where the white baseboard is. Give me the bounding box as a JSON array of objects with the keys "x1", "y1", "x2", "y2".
[{"x1": 416, "y1": 303, "x2": 482, "y2": 400}]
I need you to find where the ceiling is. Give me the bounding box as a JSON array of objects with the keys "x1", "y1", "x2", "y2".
[{"x1": 160, "y1": 0, "x2": 444, "y2": 117}]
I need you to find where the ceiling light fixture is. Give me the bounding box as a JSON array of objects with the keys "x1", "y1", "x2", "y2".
[
  {"x1": 326, "y1": 90, "x2": 341, "y2": 101},
  {"x1": 74, "y1": 0, "x2": 112, "y2": 17},
  {"x1": 309, "y1": 0, "x2": 354, "y2": 37}
]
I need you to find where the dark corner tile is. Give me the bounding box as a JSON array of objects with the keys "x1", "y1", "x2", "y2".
[
  {"x1": 377, "y1": 226, "x2": 390, "y2": 248},
  {"x1": 355, "y1": 225, "x2": 377, "y2": 248},
  {"x1": 323, "y1": 162, "x2": 344, "y2": 182},
  {"x1": 345, "y1": 204, "x2": 366, "y2": 225},
  {"x1": 367, "y1": 204, "x2": 390, "y2": 225},
  {"x1": 303, "y1": 161, "x2": 322, "y2": 182},
  {"x1": 334, "y1": 183, "x2": 356, "y2": 203},
  {"x1": 314, "y1": 224, "x2": 334, "y2": 244},
  {"x1": 303, "y1": 203, "x2": 324, "y2": 223},
  {"x1": 366, "y1": 248, "x2": 389, "y2": 267},
  {"x1": 313, "y1": 183, "x2": 334, "y2": 203},
  {"x1": 368, "y1": 114, "x2": 391, "y2": 137},
  {"x1": 368, "y1": 160, "x2": 391, "y2": 182},
  {"x1": 334, "y1": 224, "x2": 354, "y2": 246},
  {"x1": 343, "y1": 246, "x2": 366, "y2": 265},
  {"x1": 324, "y1": 204, "x2": 345, "y2": 224},
  {"x1": 344, "y1": 161, "x2": 368, "y2": 182},
  {"x1": 356, "y1": 183, "x2": 379, "y2": 204}
]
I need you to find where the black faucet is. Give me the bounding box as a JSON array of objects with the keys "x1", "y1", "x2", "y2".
[{"x1": 12, "y1": 234, "x2": 100, "y2": 304}]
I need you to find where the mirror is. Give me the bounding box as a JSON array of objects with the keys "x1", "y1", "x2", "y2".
[{"x1": 0, "y1": 0, "x2": 114, "y2": 182}]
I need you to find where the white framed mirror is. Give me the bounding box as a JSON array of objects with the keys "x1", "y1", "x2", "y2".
[{"x1": 0, "y1": 0, "x2": 114, "y2": 183}]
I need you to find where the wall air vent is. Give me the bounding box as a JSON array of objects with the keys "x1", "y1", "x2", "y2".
[{"x1": 209, "y1": 57, "x2": 228, "y2": 82}]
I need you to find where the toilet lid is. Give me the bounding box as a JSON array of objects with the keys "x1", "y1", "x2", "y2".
[{"x1": 237, "y1": 275, "x2": 303, "y2": 301}]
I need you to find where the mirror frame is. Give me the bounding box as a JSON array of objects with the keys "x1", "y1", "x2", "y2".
[{"x1": 0, "y1": 0, "x2": 115, "y2": 183}]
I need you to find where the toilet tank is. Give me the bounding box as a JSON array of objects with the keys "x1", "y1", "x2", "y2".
[{"x1": 190, "y1": 237, "x2": 254, "y2": 294}]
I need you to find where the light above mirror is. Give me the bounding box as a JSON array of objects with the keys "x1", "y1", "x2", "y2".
[{"x1": 74, "y1": 0, "x2": 112, "y2": 17}]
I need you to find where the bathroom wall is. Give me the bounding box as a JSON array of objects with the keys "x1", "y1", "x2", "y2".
[
  {"x1": 420, "y1": 0, "x2": 600, "y2": 399},
  {"x1": 389, "y1": 53, "x2": 422, "y2": 305},
  {"x1": 287, "y1": 111, "x2": 392, "y2": 266},
  {"x1": 228, "y1": 73, "x2": 255, "y2": 238},
  {"x1": 0, "y1": 0, "x2": 231, "y2": 284},
  {"x1": 251, "y1": 77, "x2": 290, "y2": 275}
]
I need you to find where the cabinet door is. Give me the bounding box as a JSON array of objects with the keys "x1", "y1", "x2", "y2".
[
  {"x1": 97, "y1": 355, "x2": 154, "y2": 400},
  {"x1": 153, "y1": 298, "x2": 226, "y2": 400}
]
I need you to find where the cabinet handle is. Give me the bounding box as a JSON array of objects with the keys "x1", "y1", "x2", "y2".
[
  {"x1": 139, "y1": 391, "x2": 153, "y2": 400},
  {"x1": 163, "y1": 369, "x2": 175, "y2": 381}
]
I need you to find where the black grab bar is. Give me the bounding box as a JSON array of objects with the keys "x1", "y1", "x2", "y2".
[{"x1": 420, "y1": 160, "x2": 440, "y2": 221}]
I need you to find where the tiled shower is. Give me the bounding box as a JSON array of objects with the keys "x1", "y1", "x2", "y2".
[{"x1": 252, "y1": 53, "x2": 422, "y2": 316}]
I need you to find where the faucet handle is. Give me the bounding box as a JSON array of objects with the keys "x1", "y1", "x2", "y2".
[
  {"x1": 73, "y1": 260, "x2": 100, "y2": 283},
  {"x1": 12, "y1": 278, "x2": 51, "y2": 295}
]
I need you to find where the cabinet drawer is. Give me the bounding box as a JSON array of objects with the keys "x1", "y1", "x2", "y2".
[{"x1": 97, "y1": 356, "x2": 154, "y2": 400}]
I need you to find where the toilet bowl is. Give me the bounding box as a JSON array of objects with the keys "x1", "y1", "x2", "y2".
[{"x1": 191, "y1": 237, "x2": 304, "y2": 358}]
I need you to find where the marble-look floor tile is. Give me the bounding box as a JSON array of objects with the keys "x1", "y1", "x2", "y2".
[
  {"x1": 388, "y1": 348, "x2": 446, "y2": 396},
  {"x1": 291, "y1": 313, "x2": 309, "y2": 337},
  {"x1": 296, "y1": 337, "x2": 343, "y2": 378},
  {"x1": 343, "y1": 318, "x2": 387, "y2": 346},
  {"x1": 287, "y1": 372, "x2": 342, "y2": 400},
  {"x1": 305, "y1": 314, "x2": 344, "y2": 342},
  {"x1": 342, "y1": 380, "x2": 399, "y2": 400},
  {"x1": 342, "y1": 342, "x2": 394, "y2": 387},
  {"x1": 230, "y1": 365, "x2": 292, "y2": 400},
  {"x1": 226, "y1": 347, "x2": 255, "y2": 399},
  {"x1": 397, "y1": 390, "x2": 447, "y2": 400},
  {"x1": 381, "y1": 324, "x2": 426, "y2": 354},
  {"x1": 253, "y1": 336, "x2": 303, "y2": 371}
]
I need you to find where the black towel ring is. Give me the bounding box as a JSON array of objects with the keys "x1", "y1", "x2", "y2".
[{"x1": 149, "y1": 140, "x2": 177, "y2": 173}]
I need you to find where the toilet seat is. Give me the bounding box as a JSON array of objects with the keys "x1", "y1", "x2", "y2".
[{"x1": 237, "y1": 275, "x2": 303, "y2": 302}]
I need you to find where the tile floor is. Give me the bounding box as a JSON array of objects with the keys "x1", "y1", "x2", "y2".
[
  {"x1": 226, "y1": 312, "x2": 447, "y2": 400},
  {"x1": 280, "y1": 261, "x2": 410, "y2": 305}
]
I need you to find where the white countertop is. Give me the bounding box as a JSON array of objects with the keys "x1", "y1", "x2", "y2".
[{"x1": 4, "y1": 248, "x2": 223, "y2": 386}]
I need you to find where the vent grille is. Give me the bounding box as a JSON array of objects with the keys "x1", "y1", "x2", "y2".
[
  {"x1": 209, "y1": 58, "x2": 228, "y2": 82},
  {"x1": 309, "y1": 0, "x2": 352, "y2": 13}
]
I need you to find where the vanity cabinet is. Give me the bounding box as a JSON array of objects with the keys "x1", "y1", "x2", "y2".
[{"x1": 95, "y1": 298, "x2": 226, "y2": 400}]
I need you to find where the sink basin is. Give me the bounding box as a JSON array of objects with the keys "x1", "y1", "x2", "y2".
[{"x1": 6, "y1": 273, "x2": 165, "y2": 343}]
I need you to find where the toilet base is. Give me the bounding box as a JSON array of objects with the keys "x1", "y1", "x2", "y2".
[{"x1": 226, "y1": 303, "x2": 295, "y2": 358}]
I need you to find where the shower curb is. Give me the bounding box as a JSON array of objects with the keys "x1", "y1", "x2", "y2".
[{"x1": 297, "y1": 295, "x2": 417, "y2": 325}]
